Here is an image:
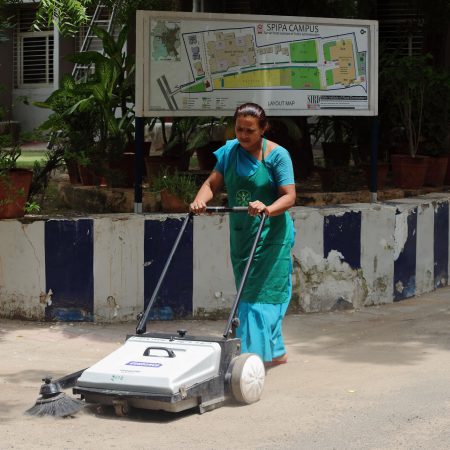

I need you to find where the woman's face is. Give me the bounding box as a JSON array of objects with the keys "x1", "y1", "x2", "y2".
[{"x1": 235, "y1": 115, "x2": 266, "y2": 152}]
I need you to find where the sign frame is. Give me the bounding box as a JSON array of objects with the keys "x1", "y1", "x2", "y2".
[{"x1": 136, "y1": 10, "x2": 378, "y2": 117}]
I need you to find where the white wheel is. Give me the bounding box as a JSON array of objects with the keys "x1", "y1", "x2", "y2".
[{"x1": 230, "y1": 353, "x2": 265, "y2": 404}]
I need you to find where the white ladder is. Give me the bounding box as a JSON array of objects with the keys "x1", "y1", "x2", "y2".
[{"x1": 72, "y1": 3, "x2": 117, "y2": 81}]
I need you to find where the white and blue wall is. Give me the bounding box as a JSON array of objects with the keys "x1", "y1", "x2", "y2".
[{"x1": 1, "y1": 193, "x2": 449, "y2": 322}]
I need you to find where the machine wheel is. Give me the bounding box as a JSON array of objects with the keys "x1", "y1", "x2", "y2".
[
  {"x1": 112, "y1": 400, "x2": 130, "y2": 417},
  {"x1": 230, "y1": 353, "x2": 265, "y2": 404}
]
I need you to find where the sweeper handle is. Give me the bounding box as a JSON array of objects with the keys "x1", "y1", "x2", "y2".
[
  {"x1": 135, "y1": 206, "x2": 252, "y2": 334},
  {"x1": 223, "y1": 212, "x2": 266, "y2": 338}
]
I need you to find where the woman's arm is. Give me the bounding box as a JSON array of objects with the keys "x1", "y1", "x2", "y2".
[
  {"x1": 190, "y1": 170, "x2": 224, "y2": 214},
  {"x1": 248, "y1": 184, "x2": 296, "y2": 217}
]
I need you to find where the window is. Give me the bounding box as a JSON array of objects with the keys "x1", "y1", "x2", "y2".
[{"x1": 14, "y1": 8, "x2": 54, "y2": 88}]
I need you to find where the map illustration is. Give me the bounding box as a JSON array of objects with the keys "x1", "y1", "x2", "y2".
[
  {"x1": 146, "y1": 17, "x2": 375, "y2": 115},
  {"x1": 151, "y1": 21, "x2": 181, "y2": 61}
]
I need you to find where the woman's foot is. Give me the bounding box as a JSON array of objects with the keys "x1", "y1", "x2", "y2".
[{"x1": 264, "y1": 354, "x2": 288, "y2": 368}]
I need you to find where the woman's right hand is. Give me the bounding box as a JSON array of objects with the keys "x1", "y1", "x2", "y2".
[{"x1": 189, "y1": 200, "x2": 207, "y2": 214}]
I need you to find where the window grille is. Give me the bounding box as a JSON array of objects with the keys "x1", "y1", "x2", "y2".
[
  {"x1": 14, "y1": 7, "x2": 54, "y2": 88},
  {"x1": 378, "y1": 0, "x2": 424, "y2": 56}
]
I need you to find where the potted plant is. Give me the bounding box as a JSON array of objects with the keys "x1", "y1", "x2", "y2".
[
  {"x1": 419, "y1": 67, "x2": 450, "y2": 187},
  {"x1": 46, "y1": 23, "x2": 139, "y2": 188},
  {"x1": 150, "y1": 169, "x2": 197, "y2": 213},
  {"x1": 0, "y1": 147, "x2": 33, "y2": 219},
  {"x1": 310, "y1": 116, "x2": 355, "y2": 191},
  {"x1": 188, "y1": 116, "x2": 226, "y2": 171},
  {"x1": 145, "y1": 117, "x2": 199, "y2": 182},
  {"x1": 35, "y1": 75, "x2": 100, "y2": 185},
  {"x1": 380, "y1": 53, "x2": 446, "y2": 189},
  {"x1": 311, "y1": 116, "x2": 354, "y2": 168}
]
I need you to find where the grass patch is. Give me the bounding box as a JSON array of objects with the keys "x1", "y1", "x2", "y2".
[{"x1": 16, "y1": 150, "x2": 47, "y2": 169}]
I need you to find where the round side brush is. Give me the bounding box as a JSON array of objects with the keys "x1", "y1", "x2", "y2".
[{"x1": 25, "y1": 377, "x2": 84, "y2": 417}]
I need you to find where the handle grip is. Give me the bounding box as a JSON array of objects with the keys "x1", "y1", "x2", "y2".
[
  {"x1": 143, "y1": 347, "x2": 176, "y2": 358},
  {"x1": 204, "y1": 206, "x2": 248, "y2": 213}
]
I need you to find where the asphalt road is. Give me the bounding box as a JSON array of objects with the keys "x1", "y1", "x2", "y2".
[{"x1": 2, "y1": 288, "x2": 450, "y2": 449}]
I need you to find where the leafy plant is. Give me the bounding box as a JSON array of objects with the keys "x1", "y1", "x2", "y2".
[
  {"x1": 310, "y1": 116, "x2": 355, "y2": 145},
  {"x1": 33, "y1": 0, "x2": 95, "y2": 37},
  {"x1": 32, "y1": 0, "x2": 178, "y2": 37},
  {"x1": 65, "y1": 25, "x2": 135, "y2": 161},
  {"x1": 186, "y1": 116, "x2": 227, "y2": 150},
  {"x1": 34, "y1": 75, "x2": 98, "y2": 194},
  {"x1": 35, "y1": 25, "x2": 135, "y2": 187},
  {"x1": 0, "y1": 0, "x2": 16, "y2": 42},
  {"x1": 380, "y1": 53, "x2": 450, "y2": 157},
  {"x1": 24, "y1": 201, "x2": 40, "y2": 213},
  {"x1": 0, "y1": 146, "x2": 20, "y2": 172},
  {"x1": 150, "y1": 169, "x2": 197, "y2": 204},
  {"x1": 0, "y1": 147, "x2": 29, "y2": 212},
  {"x1": 161, "y1": 117, "x2": 201, "y2": 157}
]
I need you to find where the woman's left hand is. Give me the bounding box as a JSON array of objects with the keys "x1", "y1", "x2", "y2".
[{"x1": 248, "y1": 200, "x2": 269, "y2": 217}]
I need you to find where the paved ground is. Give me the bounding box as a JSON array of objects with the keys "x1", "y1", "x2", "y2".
[{"x1": 2, "y1": 288, "x2": 450, "y2": 449}]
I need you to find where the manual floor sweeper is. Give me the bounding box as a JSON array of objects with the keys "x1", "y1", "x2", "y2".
[{"x1": 27, "y1": 207, "x2": 266, "y2": 417}]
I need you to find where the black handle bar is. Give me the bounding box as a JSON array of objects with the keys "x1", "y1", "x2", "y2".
[{"x1": 204, "y1": 206, "x2": 248, "y2": 213}]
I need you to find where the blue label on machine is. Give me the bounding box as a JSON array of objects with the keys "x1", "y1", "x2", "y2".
[{"x1": 126, "y1": 361, "x2": 162, "y2": 368}]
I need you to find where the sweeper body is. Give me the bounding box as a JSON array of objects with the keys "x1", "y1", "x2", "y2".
[
  {"x1": 26, "y1": 207, "x2": 266, "y2": 417},
  {"x1": 74, "y1": 331, "x2": 264, "y2": 415}
]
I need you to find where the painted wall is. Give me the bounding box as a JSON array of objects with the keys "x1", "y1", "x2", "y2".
[{"x1": 1, "y1": 193, "x2": 449, "y2": 322}]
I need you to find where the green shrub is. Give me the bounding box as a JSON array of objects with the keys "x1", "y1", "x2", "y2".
[{"x1": 150, "y1": 169, "x2": 197, "y2": 204}]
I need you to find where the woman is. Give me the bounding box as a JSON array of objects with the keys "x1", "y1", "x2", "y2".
[{"x1": 190, "y1": 103, "x2": 296, "y2": 366}]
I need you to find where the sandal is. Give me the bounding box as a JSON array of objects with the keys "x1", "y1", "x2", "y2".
[{"x1": 264, "y1": 354, "x2": 288, "y2": 367}]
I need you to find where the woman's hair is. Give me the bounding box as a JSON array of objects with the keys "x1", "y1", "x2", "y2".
[{"x1": 234, "y1": 103, "x2": 268, "y2": 129}]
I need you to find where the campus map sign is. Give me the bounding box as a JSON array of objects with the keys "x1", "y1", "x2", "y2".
[{"x1": 135, "y1": 11, "x2": 378, "y2": 117}]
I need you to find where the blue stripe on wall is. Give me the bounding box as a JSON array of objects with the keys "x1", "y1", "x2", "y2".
[
  {"x1": 45, "y1": 219, "x2": 94, "y2": 321},
  {"x1": 434, "y1": 202, "x2": 449, "y2": 288},
  {"x1": 144, "y1": 218, "x2": 193, "y2": 319},
  {"x1": 323, "y1": 211, "x2": 361, "y2": 269},
  {"x1": 394, "y1": 209, "x2": 417, "y2": 301}
]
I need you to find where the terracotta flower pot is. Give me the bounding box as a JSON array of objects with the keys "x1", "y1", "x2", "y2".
[
  {"x1": 64, "y1": 158, "x2": 81, "y2": 184},
  {"x1": 160, "y1": 189, "x2": 188, "y2": 213},
  {"x1": 424, "y1": 155, "x2": 449, "y2": 187},
  {"x1": 78, "y1": 165, "x2": 96, "y2": 186},
  {"x1": 363, "y1": 162, "x2": 389, "y2": 190},
  {"x1": 391, "y1": 154, "x2": 429, "y2": 189},
  {"x1": 0, "y1": 169, "x2": 33, "y2": 219},
  {"x1": 443, "y1": 156, "x2": 450, "y2": 185}
]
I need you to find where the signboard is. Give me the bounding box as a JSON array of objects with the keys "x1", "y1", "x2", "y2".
[{"x1": 136, "y1": 11, "x2": 378, "y2": 117}]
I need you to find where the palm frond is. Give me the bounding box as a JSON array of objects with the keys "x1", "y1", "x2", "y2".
[{"x1": 34, "y1": 0, "x2": 94, "y2": 37}]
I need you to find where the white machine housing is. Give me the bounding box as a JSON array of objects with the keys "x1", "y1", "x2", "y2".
[{"x1": 77, "y1": 336, "x2": 222, "y2": 395}]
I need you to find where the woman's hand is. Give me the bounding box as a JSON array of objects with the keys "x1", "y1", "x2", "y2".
[
  {"x1": 248, "y1": 200, "x2": 269, "y2": 217},
  {"x1": 189, "y1": 171, "x2": 224, "y2": 215},
  {"x1": 190, "y1": 200, "x2": 207, "y2": 214}
]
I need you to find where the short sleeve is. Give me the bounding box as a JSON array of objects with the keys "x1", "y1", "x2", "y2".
[
  {"x1": 213, "y1": 139, "x2": 238, "y2": 175},
  {"x1": 213, "y1": 144, "x2": 226, "y2": 174},
  {"x1": 266, "y1": 147, "x2": 295, "y2": 186}
]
